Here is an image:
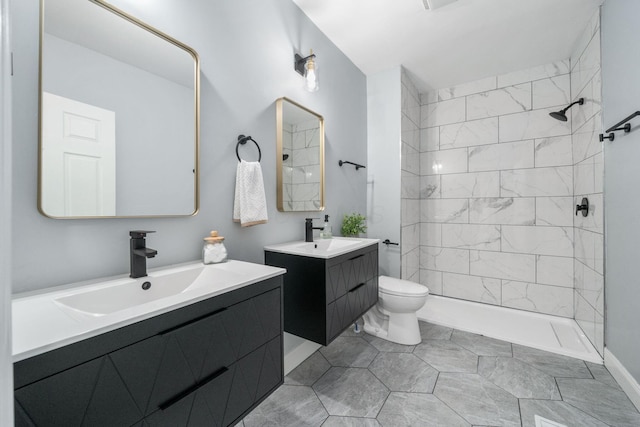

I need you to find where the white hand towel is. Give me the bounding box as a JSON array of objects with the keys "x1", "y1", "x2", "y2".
[{"x1": 233, "y1": 160, "x2": 268, "y2": 227}]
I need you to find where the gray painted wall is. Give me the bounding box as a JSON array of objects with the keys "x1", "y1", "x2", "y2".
[
  {"x1": 11, "y1": 0, "x2": 367, "y2": 294},
  {"x1": 602, "y1": 0, "x2": 640, "y2": 383}
]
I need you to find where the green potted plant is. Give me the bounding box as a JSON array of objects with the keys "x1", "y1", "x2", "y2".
[{"x1": 341, "y1": 213, "x2": 367, "y2": 237}]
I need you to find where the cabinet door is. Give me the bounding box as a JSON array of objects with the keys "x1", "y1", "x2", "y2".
[
  {"x1": 221, "y1": 287, "x2": 281, "y2": 359},
  {"x1": 224, "y1": 336, "x2": 282, "y2": 426},
  {"x1": 15, "y1": 356, "x2": 143, "y2": 427},
  {"x1": 326, "y1": 293, "x2": 349, "y2": 341}
]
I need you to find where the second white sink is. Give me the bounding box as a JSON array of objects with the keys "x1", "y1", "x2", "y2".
[{"x1": 264, "y1": 237, "x2": 379, "y2": 259}]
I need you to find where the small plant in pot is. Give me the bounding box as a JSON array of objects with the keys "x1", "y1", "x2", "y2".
[{"x1": 341, "y1": 213, "x2": 367, "y2": 237}]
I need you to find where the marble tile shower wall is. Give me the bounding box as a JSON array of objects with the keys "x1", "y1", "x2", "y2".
[
  {"x1": 400, "y1": 69, "x2": 422, "y2": 282},
  {"x1": 570, "y1": 11, "x2": 604, "y2": 355},
  {"x1": 416, "y1": 61, "x2": 579, "y2": 318},
  {"x1": 282, "y1": 120, "x2": 322, "y2": 210}
]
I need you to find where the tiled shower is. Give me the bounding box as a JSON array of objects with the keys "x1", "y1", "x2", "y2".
[
  {"x1": 282, "y1": 120, "x2": 322, "y2": 211},
  {"x1": 401, "y1": 11, "x2": 604, "y2": 356}
]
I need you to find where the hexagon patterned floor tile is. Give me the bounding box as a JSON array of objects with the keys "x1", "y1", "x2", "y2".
[
  {"x1": 242, "y1": 321, "x2": 640, "y2": 426},
  {"x1": 368, "y1": 352, "x2": 438, "y2": 393},
  {"x1": 313, "y1": 367, "x2": 389, "y2": 417},
  {"x1": 319, "y1": 336, "x2": 379, "y2": 368},
  {"x1": 478, "y1": 356, "x2": 560, "y2": 399},
  {"x1": 242, "y1": 385, "x2": 328, "y2": 427}
]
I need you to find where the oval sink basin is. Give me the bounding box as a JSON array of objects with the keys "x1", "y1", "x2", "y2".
[
  {"x1": 54, "y1": 266, "x2": 205, "y2": 316},
  {"x1": 264, "y1": 237, "x2": 379, "y2": 259}
]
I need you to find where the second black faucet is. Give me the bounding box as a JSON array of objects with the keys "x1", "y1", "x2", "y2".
[{"x1": 305, "y1": 218, "x2": 324, "y2": 242}]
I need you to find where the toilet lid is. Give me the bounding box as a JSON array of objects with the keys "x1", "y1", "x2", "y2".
[{"x1": 379, "y1": 275, "x2": 429, "y2": 297}]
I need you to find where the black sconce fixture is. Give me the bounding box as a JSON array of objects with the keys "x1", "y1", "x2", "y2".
[
  {"x1": 549, "y1": 98, "x2": 584, "y2": 122},
  {"x1": 294, "y1": 49, "x2": 319, "y2": 92}
]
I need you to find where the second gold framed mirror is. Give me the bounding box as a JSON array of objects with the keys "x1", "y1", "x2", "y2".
[{"x1": 276, "y1": 97, "x2": 325, "y2": 212}]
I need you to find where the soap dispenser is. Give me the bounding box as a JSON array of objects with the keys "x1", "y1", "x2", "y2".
[
  {"x1": 203, "y1": 230, "x2": 228, "y2": 264},
  {"x1": 320, "y1": 214, "x2": 332, "y2": 239}
]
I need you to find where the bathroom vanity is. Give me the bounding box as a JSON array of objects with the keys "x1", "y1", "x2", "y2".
[
  {"x1": 264, "y1": 238, "x2": 379, "y2": 345},
  {"x1": 12, "y1": 261, "x2": 285, "y2": 427}
]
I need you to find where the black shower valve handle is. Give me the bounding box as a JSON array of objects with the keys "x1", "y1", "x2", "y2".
[{"x1": 575, "y1": 197, "x2": 589, "y2": 217}]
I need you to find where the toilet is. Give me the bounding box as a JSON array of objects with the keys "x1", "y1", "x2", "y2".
[{"x1": 363, "y1": 275, "x2": 429, "y2": 345}]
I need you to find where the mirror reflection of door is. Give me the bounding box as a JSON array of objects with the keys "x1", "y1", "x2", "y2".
[{"x1": 41, "y1": 92, "x2": 116, "y2": 217}]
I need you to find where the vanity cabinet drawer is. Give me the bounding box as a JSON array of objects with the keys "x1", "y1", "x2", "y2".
[
  {"x1": 265, "y1": 243, "x2": 378, "y2": 346},
  {"x1": 14, "y1": 278, "x2": 283, "y2": 427},
  {"x1": 326, "y1": 276, "x2": 378, "y2": 342},
  {"x1": 326, "y1": 246, "x2": 378, "y2": 304},
  {"x1": 144, "y1": 336, "x2": 282, "y2": 427}
]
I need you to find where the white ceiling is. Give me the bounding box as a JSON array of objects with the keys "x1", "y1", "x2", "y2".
[{"x1": 292, "y1": 0, "x2": 604, "y2": 92}]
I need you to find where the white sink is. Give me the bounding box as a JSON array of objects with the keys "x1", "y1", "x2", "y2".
[
  {"x1": 54, "y1": 266, "x2": 206, "y2": 316},
  {"x1": 264, "y1": 237, "x2": 379, "y2": 259}
]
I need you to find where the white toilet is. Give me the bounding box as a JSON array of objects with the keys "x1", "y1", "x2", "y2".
[{"x1": 363, "y1": 275, "x2": 429, "y2": 345}]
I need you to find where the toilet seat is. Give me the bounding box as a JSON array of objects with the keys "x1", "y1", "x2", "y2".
[{"x1": 379, "y1": 275, "x2": 429, "y2": 297}]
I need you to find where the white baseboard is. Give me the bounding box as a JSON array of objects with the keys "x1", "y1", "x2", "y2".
[
  {"x1": 604, "y1": 347, "x2": 640, "y2": 411},
  {"x1": 283, "y1": 339, "x2": 321, "y2": 376}
]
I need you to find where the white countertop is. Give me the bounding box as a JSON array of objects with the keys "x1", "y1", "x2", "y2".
[{"x1": 12, "y1": 260, "x2": 285, "y2": 362}]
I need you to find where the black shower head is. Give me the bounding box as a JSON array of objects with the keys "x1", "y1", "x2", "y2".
[
  {"x1": 549, "y1": 110, "x2": 568, "y2": 121},
  {"x1": 549, "y1": 98, "x2": 584, "y2": 122}
]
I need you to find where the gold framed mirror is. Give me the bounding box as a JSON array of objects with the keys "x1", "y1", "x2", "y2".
[
  {"x1": 38, "y1": 0, "x2": 200, "y2": 218},
  {"x1": 276, "y1": 97, "x2": 325, "y2": 212}
]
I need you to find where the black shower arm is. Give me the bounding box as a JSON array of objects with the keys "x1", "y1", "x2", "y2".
[
  {"x1": 605, "y1": 111, "x2": 640, "y2": 133},
  {"x1": 560, "y1": 98, "x2": 584, "y2": 113}
]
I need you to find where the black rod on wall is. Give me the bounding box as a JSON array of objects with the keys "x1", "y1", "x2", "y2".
[
  {"x1": 600, "y1": 111, "x2": 640, "y2": 142},
  {"x1": 338, "y1": 160, "x2": 366, "y2": 170}
]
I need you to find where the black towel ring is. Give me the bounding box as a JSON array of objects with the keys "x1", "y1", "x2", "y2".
[{"x1": 236, "y1": 134, "x2": 262, "y2": 162}]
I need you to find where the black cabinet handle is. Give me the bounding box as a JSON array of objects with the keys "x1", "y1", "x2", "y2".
[
  {"x1": 349, "y1": 282, "x2": 366, "y2": 293},
  {"x1": 348, "y1": 254, "x2": 365, "y2": 261},
  {"x1": 160, "y1": 307, "x2": 227, "y2": 336},
  {"x1": 159, "y1": 366, "x2": 229, "y2": 411}
]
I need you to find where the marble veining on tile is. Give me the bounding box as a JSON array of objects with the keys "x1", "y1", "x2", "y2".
[
  {"x1": 557, "y1": 378, "x2": 640, "y2": 427},
  {"x1": 368, "y1": 352, "x2": 438, "y2": 393},
  {"x1": 377, "y1": 392, "x2": 470, "y2": 427},
  {"x1": 478, "y1": 356, "x2": 561, "y2": 399},
  {"x1": 467, "y1": 83, "x2": 532, "y2": 120},
  {"x1": 434, "y1": 373, "x2": 521, "y2": 426},
  {"x1": 313, "y1": 368, "x2": 389, "y2": 418}
]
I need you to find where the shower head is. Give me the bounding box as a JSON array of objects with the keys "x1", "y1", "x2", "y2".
[
  {"x1": 549, "y1": 110, "x2": 568, "y2": 121},
  {"x1": 549, "y1": 98, "x2": 585, "y2": 121}
]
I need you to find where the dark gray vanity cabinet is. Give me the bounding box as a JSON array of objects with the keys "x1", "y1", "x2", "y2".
[
  {"x1": 265, "y1": 243, "x2": 378, "y2": 346},
  {"x1": 13, "y1": 276, "x2": 283, "y2": 427}
]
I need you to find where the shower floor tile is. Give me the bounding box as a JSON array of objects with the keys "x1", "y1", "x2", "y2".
[{"x1": 241, "y1": 321, "x2": 639, "y2": 427}]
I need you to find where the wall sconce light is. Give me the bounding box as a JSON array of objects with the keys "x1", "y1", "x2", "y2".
[{"x1": 294, "y1": 49, "x2": 319, "y2": 92}]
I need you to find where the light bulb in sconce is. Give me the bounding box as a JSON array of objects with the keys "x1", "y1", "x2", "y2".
[
  {"x1": 432, "y1": 162, "x2": 443, "y2": 173},
  {"x1": 294, "y1": 49, "x2": 319, "y2": 92},
  {"x1": 304, "y1": 52, "x2": 318, "y2": 92}
]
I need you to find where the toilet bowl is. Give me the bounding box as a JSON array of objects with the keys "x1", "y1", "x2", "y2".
[{"x1": 363, "y1": 275, "x2": 429, "y2": 345}]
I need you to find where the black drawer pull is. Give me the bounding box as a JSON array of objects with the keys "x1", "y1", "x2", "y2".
[
  {"x1": 349, "y1": 282, "x2": 366, "y2": 293},
  {"x1": 348, "y1": 254, "x2": 365, "y2": 261},
  {"x1": 160, "y1": 307, "x2": 227, "y2": 336},
  {"x1": 159, "y1": 366, "x2": 229, "y2": 411}
]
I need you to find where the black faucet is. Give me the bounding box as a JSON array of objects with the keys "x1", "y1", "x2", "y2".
[
  {"x1": 305, "y1": 218, "x2": 324, "y2": 242},
  {"x1": 129, "y1": 230, "x2": 157, "y2": 278}
]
